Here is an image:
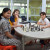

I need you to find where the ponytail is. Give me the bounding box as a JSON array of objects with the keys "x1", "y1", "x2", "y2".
[{"x1": 0, "y1": 13, "x2": 3, "y2": 20}]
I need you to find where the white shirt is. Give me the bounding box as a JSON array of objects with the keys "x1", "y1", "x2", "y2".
[{"x1": 38, "y1": 18, "x2": 50, "y2": 25}]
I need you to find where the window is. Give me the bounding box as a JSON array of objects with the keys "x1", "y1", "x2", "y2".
[
  {"x1": 46, "y1": 1, "x2": 50, "y2": 15},
  {"x1": 0, "y1": 3, "x2": 8, "y2": 6},
  {"x1": 14, "y1": 3, "x2": 20, "y2": 6},
  {"x1": 13, "y1": 3, "x2": 27, "y2": 16},
  {"x1": 20, "y1": 7, "x2": 24, "y2": 14},
  {"x1": 0, "y1": 0, "x2": 10, "y2": 13},
  {"x1": 46, "y1": 8, "x2": 50, "y2": 15}
]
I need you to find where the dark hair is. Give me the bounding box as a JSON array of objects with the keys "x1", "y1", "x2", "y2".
[
  {"x1": 40, "y1": 12, "x2": 46, "y2": 16},
  {"x1": 0, "y1": 13, "x2": 3, "y2": 20},
  {"x1": 0, "y1": 8, "x2": 11, "y2": 20},
  {"x1": 12, "y1": 9, "x2": 20, "y2": 17}
]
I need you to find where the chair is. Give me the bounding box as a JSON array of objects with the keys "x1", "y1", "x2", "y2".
[
  {"x1": 0, "y1": 44, "x2": 17, "y2": 50},
  {"x1": 0, "y1": 43, "x2": 3, "y2": 46},
  {"x1": 21, "y1": 16, "x2": 26, "y2": 22},
  {"x1": 41, "y1": 44, "x2": 44, "y2": 48}
]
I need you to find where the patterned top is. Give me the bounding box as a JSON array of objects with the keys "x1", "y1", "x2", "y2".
[
  {"x1": 0, "y1": 16, "x2": 21, "y2": 50},
  {"x1": 0, "y1": 16, "x2": 11, "y2": 40}
]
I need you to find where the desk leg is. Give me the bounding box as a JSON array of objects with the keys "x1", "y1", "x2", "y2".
[{"x1": 22, "y1": 36, "x2": 25, "y2": 50}]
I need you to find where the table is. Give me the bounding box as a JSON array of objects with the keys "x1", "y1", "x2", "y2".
[
  {"x1": 14, "y1": 27, "x2": 50, "y2": 50},
  {"x1": 15, "y1": 27, "x2": 50, "y2": 39}
]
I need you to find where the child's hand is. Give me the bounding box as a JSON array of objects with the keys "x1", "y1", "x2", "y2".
[
  {"x1": 43, "y1": 22, "x2": 46, "y2": 25},
  {"x1": 41, "y1": 26, "x2": 46, "y2": 29},
  {"x1": 15, "y1": 15, "x2": 18, "y2": 18},
  {"x1": 20, "y1": 25, "x2": 24, "y2": 27}
]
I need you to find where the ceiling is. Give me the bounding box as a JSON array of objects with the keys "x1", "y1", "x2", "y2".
[
  {"x1": 0, "y1": 0, "x2": 50, "y2": 4},
  {"x1": 0, "y1": 0, "x2": 27, "y2": 4}
]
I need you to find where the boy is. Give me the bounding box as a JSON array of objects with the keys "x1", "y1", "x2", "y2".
[{"x1": 37, "y1": 12, "x2": 50, "y2": 45}]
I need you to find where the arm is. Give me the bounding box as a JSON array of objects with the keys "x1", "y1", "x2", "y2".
[
  {"x1": 41, "y1": 19, "x2": 50, "y2": 29},
  {"x1": 5, "y1": 31, "x2": 15, "y2": 39},
  {"x1": 37, "y1": 18, "x2": 46, "y2": 25},
  {"x1": 2, "y1": 21, "x2": 16, "y2": 39},
  {"x1": 41, "y1": 24, "x2": 50, "y2": 29},
  {"x1": 16, "y1": 16, "x2": 18, "y2": 25},
  {"x1": 10, "y1": 16, "x2": 23, "y2": 28},
  {"x1": 11, "y1": 22, "x2": 23, "y2": 28},
  {"x1": 37, "y1": 22, "x2": 46, "y2": 25}
]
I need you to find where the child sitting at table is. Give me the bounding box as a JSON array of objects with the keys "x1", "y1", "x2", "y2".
[
  {"x1": 37, "y1": 12, "x2": 50, "y2": 45},
  {"x1": 9, "y1": 9, "x2": 33, "y2": 45},
  {"x1": 37, "y1": 12, "x2": 49, "y2": 26},
  {"x1": 9, "y1": 9, "x2": 23, "y2": 40}
]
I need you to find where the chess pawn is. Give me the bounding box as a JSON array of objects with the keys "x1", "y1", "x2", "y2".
[
  {"x1": 34, "y1": 24, "x2": 38, "y2": 31},
  {"x1": 41, "y1": 28, "x2": 43, "y2": 31},
  {"x1": 37, "y1": 25, "x2": 40, "y2": 31},
  {"x1": 24, "y1": 24, "x2": 27, "y2": 32}
]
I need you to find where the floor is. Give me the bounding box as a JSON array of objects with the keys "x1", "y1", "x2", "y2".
[{"x1": 25, "y1": 43, "x2": 50, "y2": 50}]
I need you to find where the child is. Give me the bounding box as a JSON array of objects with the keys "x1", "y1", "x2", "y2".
[{"x1": 37, "y1": 12, "x2": 50, "y2": 45}]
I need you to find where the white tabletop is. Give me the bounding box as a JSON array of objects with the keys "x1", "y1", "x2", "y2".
[{"x1": 14, "y1": 27, "x2": 50, "y2": 39}]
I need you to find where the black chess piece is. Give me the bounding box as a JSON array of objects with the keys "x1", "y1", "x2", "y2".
[
  {"x1": 41, "y1": 29, "x2": 43, "y2": 31},
  {"x1": 37, "y1": 25, "x2": 40, "y2": 31},
  {"x1": 38, "y1": 28, "x2": 40, "y2": 31}
]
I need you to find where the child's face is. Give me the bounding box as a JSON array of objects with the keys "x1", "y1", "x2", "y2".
[
  {"x1": 40, "y1": 14, "x2": 46, "y2": 20},
  {"x1": 14, "y1": 11, "x2": 19, "y2": 17}
]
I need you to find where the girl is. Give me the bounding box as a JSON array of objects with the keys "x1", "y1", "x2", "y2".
[
  {"x1": 9, "y1": 9, "x2": 23, "y2": 27},
  {"x1": 9, "y1": 9, "x2": 23, "y2": 37}
]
